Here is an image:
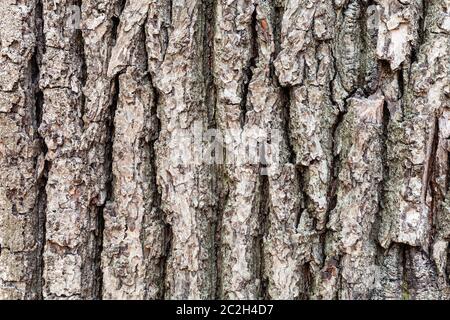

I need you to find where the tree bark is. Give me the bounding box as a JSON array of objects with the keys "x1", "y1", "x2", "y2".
[{"x1": 0, "y1": 0, "x2": 449, "y2": 300}]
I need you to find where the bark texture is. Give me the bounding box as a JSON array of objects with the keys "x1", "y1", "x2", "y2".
[{"x1": 0, "y1": 0, "x2": 449, "y2": 300}]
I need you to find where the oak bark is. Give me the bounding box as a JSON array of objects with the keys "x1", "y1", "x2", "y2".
[{"x1": 0, "y1": 0, "x2": 449, "y2": 300}]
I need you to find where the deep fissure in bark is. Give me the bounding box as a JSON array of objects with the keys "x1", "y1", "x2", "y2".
[
  {"x1": 203, "y1": 0, "x2": 217, "y2": 129},
  {"x1": 329, "y1": 45, "x2": 339, "y2": 107},
  {"x1": 411, "y1": 0, "x2": 427, "y2": 64},
  {"x1": 271, "y1": 0, "x2": 284, "y2": 63},
  {"x1": 446, "y1": 247, "x2": 450, "y2": 284},
  {"x1": 374, "y1": 100, "x2": 391, "y2": 244},
  {"x1": 160, "y1": 0, "x2": 173, "y2": 62},
  {"x1": 140, "y1": 18, "x2": 166, "y2": 299},
  {"x1": 295, "y1": 165, "x2": 308, "y2": 231},
  {"x1": 148, "y1": 81, "x2": 166, "y2": 299},
  {"x1": 95, "y1": 5, "x2": 124, "y2": 299},
  {"x1": 325, "y1": 97, "x2": 348, "y2": 227},
  {"x1": 319, "y1": 88, "x2": 350, "y2": 279},
  {"x1": 257, "y1": 171, "x2": 269, "y2": 299},
  {"x1": 299, "y1": 262, "x2": 312, "y2": 300},
  {"x1": 161, "y1": 224, "x2": 173, "y2": 299},
  {"x1": 428, "y1": 117, "x2": 440, "y2": 248},
  {"x1": 32, "y1": 0, "x2": 47, "y2": 300},
  {"x1": 398, "y1": 67, "x2": 405, "y2": 99},
  {"x1": 96, "y1": 73, "x2": 120, "y2": 299},
  {"x1": 202, "y1": 0, "x2": 221, "y2": 298},
  {"x1": 214, "y1": 184, "x2": 228, "y2": 299},
  {"x1": 240, "y1": 5, "x2": 259, "y2": 128},
  {"x1": 75, "y1": 0, "x2": 87, "y2": 126}
]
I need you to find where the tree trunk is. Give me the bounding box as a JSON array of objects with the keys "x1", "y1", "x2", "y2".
[{"x1": 0, "y1": 0, "x2": 449, "y2": 300}]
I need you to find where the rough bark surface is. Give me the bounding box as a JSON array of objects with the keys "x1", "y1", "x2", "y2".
[{"x1": 0, "y1": 0, "x2": 449, "y2": 300}]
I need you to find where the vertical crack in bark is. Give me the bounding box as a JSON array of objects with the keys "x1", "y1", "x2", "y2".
[
  {"x1": 100, "y1": 60, "x2": 118, "y2": 302},
  {"x1": 446, "y1": 246, "x2": 450, "y2": 285},
  {"x1": 411, "y1": 0, "x2": 427, "y2": 64},
  {"x1": 95, "y1": 5, "x2": 124, "y2": 299},
  {"x1": 370, "y1": 99, "x2": 393, "y2": 300},
  {"x1": 398, "y1": 67, "x2": 405, "y2": 99},
  {"x1": 374, "y1": 100, "x2": 391, "y2": 265},
  {"x1": 214, "y1": 186, "x2": 227, "y2": 299},
  {"x1": 110, "y1": 0, "x2": 126, "y2": 47},
  {"x1": 257, "y1": 171, "x2": 269, "y2": 299},
  {"x1": 281, "y1": 87, "x2": 296, "y2": 164},
  {"x1": 139, "y1": 18, "x2": 165, "y2": 299},
  {"x1": 257, "y1": 80, "x2": 271, "y2": 295},
  {"x1": 319, "y1": 91, "x2": 348, "y2": 285},
  {"x1": 299, "y1": 262, "x2": 312, "y2": 300},
  {"x1": 160, "y1": 0, "x2": 173, "y2": 62},
  {"x1": 144, "y1": 19, "x2": 170, "y2": 300},
  {"x1": 270, "y1": 0, "x2": 283, "y2": 82},
  {"x1": 204, "y1": 0, "x2": 217, "y2": 129},
  {"x1": 140, "y1": 20, "x2": 150, "y2": 299},
  {"x1": 161, "y1": 222, "x2": 173, "y2": 299},
  {"x1": 271, "y1": 0, "x2": 283, "y2": 63},
  {"x1": 32, "y1": 0, "x2": 47, "y2": 300},
  {"x1": 75, "y1": 0, "x2": 87, "y2": 126},
  {"x1": 296, "y1": 164, "x2": 309, "y2": 232},
  {"x1": 149, "y1": 79, "x2": 166, "y2": 299},
  {"x1": 240, "y1": 5, "x2": 259, "y2": 128},
  {"x1": 446, "y1": 156, "x2": 450, "y2": 198},
  {"x1": 329, "y1": 45, "x2": 339, "y2": 107},
  {"x1": 271, "y1": 1, "x2": 304, "y2": 233},
  {"x1": 150, "y1": 81, "x2": 167, "y2": 299},
  {"x1": 428, "y1": 117, "x2": 440, "y2": 248},
  {"x1": 95, "y1": 75, "x2": 118, "y2": 299},
  {"x1": 202, "y1": 0, "x2": 221, "y2": 298},
  {"x1": 325, "y1": 102, "x2": 347, "y2": 228}
]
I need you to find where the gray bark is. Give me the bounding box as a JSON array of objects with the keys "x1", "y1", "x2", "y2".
[{"x1": 0, "y1": 0, "x2": 449, "y2": 300}]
